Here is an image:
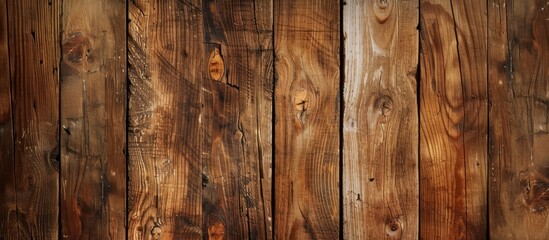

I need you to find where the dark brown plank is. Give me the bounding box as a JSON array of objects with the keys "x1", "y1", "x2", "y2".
[
  {"x1": 343, "y1": 0, "x2": 419, "y2": 238},
  {"x1": 127, "y1": 0, "x2": 203, "y2": 238},
  {"x1": 7, "y1": 0, "x2": 60, "y2": 238},
  {"x1": 200, "y1": 0, "x2": 273, "y2": 239},
  {"x1": 274, "y1": 0, "x2": 340, "y2": 239},
  {"x1": 0, "y1": 0, "x2": 18, "y2": 238},
  {"x1": 489, "y1": 0, "x2": 549, "y2": 238},
  {"x1": 60, "y1": 0, "x2": 126, "y2": 239},
  {"x1": 419, "y1": 0, "x2": 488, "y2": 238}
]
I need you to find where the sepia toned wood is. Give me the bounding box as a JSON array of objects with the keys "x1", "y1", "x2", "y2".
[
  {"x1": 7, "y1": 0, "x2": 61, "y2": 238},
  {"x1": 419, "y1": 0, "x2": 488, "y2": 238},
  {"x1": 200, "y1": 0, "x2": 273, "y2": 239},
  {"x1": 343, "y1": 0, "x2": 419, "y2": 239},
  {"x1": 488, "y1": 0, "x2": 549, "y2": 238},
  {"x1": 274, "y1": 0, "x2": 340, "y2": 239},
  {"x1": 127, "y1": 0, "x2": 203, "y2": 238},
  {"x1": 0, "y1": 0, "x2": 18, "y2": 238},
  {"x1": 59, "y1": 0, "x2": 126, "y2": 239}
]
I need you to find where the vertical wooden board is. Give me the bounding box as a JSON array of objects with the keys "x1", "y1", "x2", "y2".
[
  {"x1": 60, "y1": 0, "x2": 126, "y2": 239},
  {"x1": 7, "y1": 0, "x2": 60, "y2": 239},
  {"x1": 343, "y1": 0, "x2": 419, "y2": 239},
  {"x1": 419, "y1": 0, "x2": 488, "y2": 238},
  {"x1": 274, "y1": 0, "x2": 340, "y2": 239},
  {"x1": 0, "y1": 0, "x2": 18, "y2": 238},
  {"x1": 201, "y1": 0, "x2": 273, "y2": 239},
  {"x1": 127, "y1": 0, "x2": 203, "y2": 239},
  {"x1": 489, "y1": 0, "x2": 549, "y2": 238}
]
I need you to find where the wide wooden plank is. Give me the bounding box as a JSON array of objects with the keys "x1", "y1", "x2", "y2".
[
  {"x1": 127, "y1": 0, "x2": 203, "y2": 238},
  {"x1": 343, "y1": 0, "x2": 419, "y2": 239},
  {"x1": 200, "y1": 0, "x2": 273, "y2": 239},
  {"x1": 274, "y1": 0, "x2": 340, "y2": 239},
  {"x1": 488, "y1": 0, "x2": 549, "y2": 238},
  {"x1": 0, "y1": 0, "x2": 17, "y2": 238},
  {"x1": 419, "y1": 0, "x2": 488, "y2": 238},
  {"x1": 7, "y1": 0, "x2": 61, "y2": 238},
  {"x1": 60, "y1": 0, "x2": 126, "y2": 239}
]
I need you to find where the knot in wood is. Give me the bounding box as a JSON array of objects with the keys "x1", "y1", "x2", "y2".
[
  {"x1": 63, "y1": 32, "x2": 93, "y2": 64},
  {"x1": 294, "y1": 89, "x2": 310, "y2": 111},
  {"x1": 151, "y1": 226, "x2": 162, "y2": 239},
  {"x1": 385, "y1": 218, "x2": 401, "y2": 236},
  {"x1": 208, "y1": 48, "x2": 225, "y2": 81},
  {"x1": 373, "y1": 0, "x2": 392, "y2": 23},
  {"x1": 375, "y1": 95, "x2": 393, "y2": 118}
]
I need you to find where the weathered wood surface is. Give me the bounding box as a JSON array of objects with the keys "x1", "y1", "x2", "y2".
[
  {"x1": 419, "y1": 0, "x2": 488, "y2": 239},
  {"x1": 60, "y1": 0, "x2": 126, "y2": 239},
  {"x1": 274, "y1": 0, "x2": 340, "y2": 239},
  {"x1": 343, "y1": 0, "x2": 419, "y2": 239},
  {"x1": 488, "y1": 0, "x2": 549, "y2": 238},
  {"x1": 201, "y1": 0, "x2": 273, "y2": 239},
  {"x1": 127, "y1": 0, "x2": 203, "y2": 238},
  {"x1": 7, "y1": 0, "x2": 61, "y2": 238},
  {"x1": 0, "y1": 0, "x2": 17, "y2": 238}
]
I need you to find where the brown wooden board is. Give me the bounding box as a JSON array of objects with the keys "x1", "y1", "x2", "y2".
[
  {"x1": 7, "y1": 0, "x2": 61, "y2": 238},
  {"x1": 343, "y1": 0, "x2": 419, "y2": 238},
  {"x1": 273, "y1": 0, "x2": 340, "y2": 239},
  {"x1": 60, "y1": 0, "x2": 127, "y2": 239},
  {"x1": 200, "y1": 0, "x2": 273, "y2": 239},
  {"x1": 488, "y1": 0, "x2": 549, "y2": 238},
  {"x1": 0, "y1": 0, "x2": 17, "y2": 238},
  {"x1": 419, "y1": 0, "x2": 488, "y2": 238},
  {"x1": 127, "y1": 0, "x2": 203, "y2": 238}
]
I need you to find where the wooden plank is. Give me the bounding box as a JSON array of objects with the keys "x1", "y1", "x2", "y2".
[
  {"x1": 342, "y1": 0, "x2": 419, "y2": 238},
  {"x1": 273, "y1": 0, "x2": 340, "y2": 238},
  {"x1": 419, "y1": 0, "x2": 488, "y2": 238},
  {"x1": 488, "y1": 0, "x2": 549, "y2": 238},
  {"x1": 7, "y1": 0, "x2": 60, "y2": 238},
  {"x1": 127, "y1": 0, "x2": 203, "y2": 238},
  {"x1": 0, "y1": 0, "x2": 18, "y2": 238},
  {"x1": 59, "y1": 0, "x2": 126, "y2": 239},
  {"x1": 200, "y1": 0, "x2": 273, "y2": 239}
]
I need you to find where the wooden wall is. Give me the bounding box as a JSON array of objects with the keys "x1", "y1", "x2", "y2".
[{"x1": 0, "y1": 0, "x2": 548, "y2": 239}]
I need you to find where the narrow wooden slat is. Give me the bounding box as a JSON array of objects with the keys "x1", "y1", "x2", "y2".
[
  {"x1": 127, "y1": 0, "x2": 203, "y2": 238},
  {"x1": 60, "y1": 0, "x2": 126, "y2": 238},
  {"x1": 343, "y1": 0, "x2": 419, "y2": 238},
  {"x1": 419, "y1": 0, "x2": 488, "y2": 238},
  {"x1": 7, "y1": 0, "x2": 60, "y2": 238},
  {"x1": 489, "y1": 0, "x2": 549, "y2": 238},
  {"x1": 0, "y1": 0, "x2": 18, "y2": 238},
  {"x1": 274, "y1": 0, "x2": 340, "y2": 238},
  {"x1": 200, "y1": 0, "x2": 273, "y2": 239}
]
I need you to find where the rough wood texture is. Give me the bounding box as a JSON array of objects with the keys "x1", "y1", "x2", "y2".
[
  {"x1": 60, "y1": 0, "x2": 126, "y2": 239},
  {"x1": 127, "y1": 0, "x2": 203, "y2": 238},
  {"x1": 343, "y1": 0, "x2": 419, "y2": 239},
  {"x1": 201, "y1": 0, "x2": 273, "y2": 239},
  {"x1": 489, "y1": 0, "x2": 549, "y2": 238},
  {"x1": 7, "y1": 0, "x2": 60, "y2": 238},
  {"x1": 420, "y1": 0, "x2": 488, "y2": 239},
  {"x1": 0, "y1": 0, "x2": 18, "y2": 238},
  {"x1": 274, "y1": 0, "x2": 340, "y2": 239}
]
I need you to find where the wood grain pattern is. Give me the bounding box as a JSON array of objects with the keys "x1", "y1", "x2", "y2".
[
  {"x1": 7, "y1": 0, "x2": 60, "y2": 238},
  {"x1": 127, "y1": 0, "x2": 203, "y2": 238},
  {"x1": 200, "y1": 0, "x2": 273, "y2": 239},
  {"x1": 60, "y1": 0, "x2": 126, "y2": 239},
  {"x1": 274, "y1": 0, "x2": 340, "y2": 239},
  {"x1": 489, "y1": 0, "x2": 549, "y2": 238},
  {"x1": 0, "y1": 0, "x2": 18, "y2": 238},
  {"x1": 343, "y1": 0, "x2": 419, "y2": 239},
  {"x1": 419, "y1": 0, "x2": 488, "y2": 239}
]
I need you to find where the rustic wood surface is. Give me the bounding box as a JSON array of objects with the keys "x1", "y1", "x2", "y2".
[
  {"x1": 201, "y1": 0, "x2": 273, "y2": 239},
  {"x1": 7, "y1": 0, "x2": 61, "y2": 238},
  {"x1": 419, "y1": 0, "x2": 488, "y2": 239},
  {"x1": 343, "y1": 0, "x2": 419, "y2": 239},
  {"x1": 489, "y1": 0, "x2": 549, "y2": 238},
  {"x1": 274, "y1": 0, "x2": 340, "y2": 239},
  {"x1": 127, "y1": 0, "x2": 203, "y2": 238},
  {"x1": 60, "y1": 0, "x2": 127, "y2": 239}
]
